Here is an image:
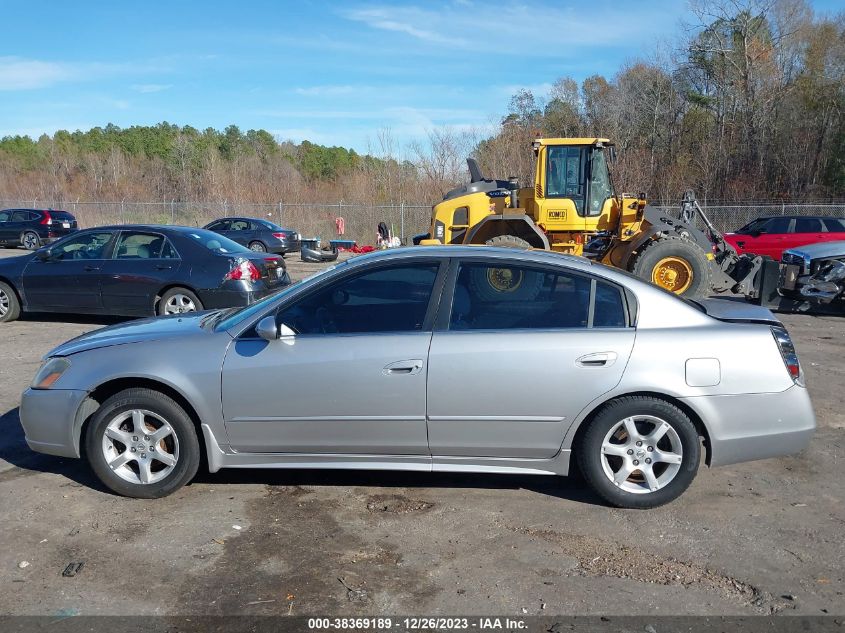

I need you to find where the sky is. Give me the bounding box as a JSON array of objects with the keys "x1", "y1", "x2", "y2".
[{"x1": 0, "y1": 0, "x2": 841, "y2": 153}]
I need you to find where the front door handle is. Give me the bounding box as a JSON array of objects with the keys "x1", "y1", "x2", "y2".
[
  {"x1": 155, "y1": 264, "x2": 173, "y2": 270},
  {"x1": 83, "y1": 265, "x2": 100, "y2": 272},
  {"x1": 383, "y1": 359, "x2": 424, "y2": 375},
  {"x1": 576, "y1": 352, "x2": 618, "y2": 368}
]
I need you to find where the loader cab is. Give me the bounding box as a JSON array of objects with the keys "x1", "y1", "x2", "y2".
[{"x1": 534, "y1": 139, "x2": 617, "y2": 233}]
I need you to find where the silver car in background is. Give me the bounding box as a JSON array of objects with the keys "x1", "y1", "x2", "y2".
[{"x1": 19, "y1": 246, "x2": 815, "y2": 508}]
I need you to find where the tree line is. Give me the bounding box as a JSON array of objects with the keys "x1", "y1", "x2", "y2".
[{"x1": 0, "y1": 0, "x2": 842, "y2": 208}]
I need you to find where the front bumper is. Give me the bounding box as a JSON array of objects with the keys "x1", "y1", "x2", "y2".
[
  {"x1": 681, "y1": 384, "x2": 815, "y2": 467},
  {"x1": 20, "y1": 388, "x2": 90, "y2": 458}
]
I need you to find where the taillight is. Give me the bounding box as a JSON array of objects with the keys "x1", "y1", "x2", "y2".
[
  {"x1": 224, "y1": 258, "x2": 261, "y2": 282},
  {"x1": 771, "y1": 325, "x2": 802, "y2": 384},
  {"x1": 272, "y1": 232, "x2": 286, "y2": 239},
  {"x1": 40, "y1": 211, "x2": 52, "y2": 225}
]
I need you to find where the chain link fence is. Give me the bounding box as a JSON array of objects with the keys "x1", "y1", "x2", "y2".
[{"x1": 2, "y1": 198, "x2": 844, "y2": 246}]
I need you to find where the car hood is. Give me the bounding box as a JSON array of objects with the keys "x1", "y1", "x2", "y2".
[
  {"x1": 783, "y1": 240, "x2": 845, "y2": 260},
  {"x1": 695, "y1": 298, "x2": 781, "y2": 325},
  {"x1": 46, "y1": 312, "x2": 224, "y2": 358}
]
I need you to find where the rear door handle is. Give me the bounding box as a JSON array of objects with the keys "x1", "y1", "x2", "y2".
[
  {"x1": 383, "y1": 359, "x2": 424, "y2": 375},
  {"x1": 155, "y1": 264, "x2": 173, "y2": 270},
  {"x1": 576, "y1": 352, "x2": 618, "y2": 367},
  {"x1": 83, "y1": 265, "x2": 100, "y2": 272}
]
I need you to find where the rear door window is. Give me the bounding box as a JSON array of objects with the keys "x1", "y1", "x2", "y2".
[
  {"x1": 114, "y1": 232, "x2": 178, "y2": 259},
  {"x1": 11, "y1": 210, "x2": 30, "y2": 222},
  {"x1": 822, "y1": 218, "x2": 845, "y2": 233},
  {"x1": 794, "y1": 218, "x2": 823, "y2": 233},
  {"x1": 449, "y1": 262, "x2": 628, "y2": 330}
]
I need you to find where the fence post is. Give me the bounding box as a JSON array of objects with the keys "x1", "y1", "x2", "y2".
[
  {"x1": 278, "y1": 201, "x2": 283, "y2": 226},
  {"x1": 120, "y1": 199, "x2": 125, "y2": 224},
  {"x1": 171, "y1": 199, "x2": 175, "y2": 224},
  {"x1": 400, "y1": 201, "x2": 405, "y2": 244}
]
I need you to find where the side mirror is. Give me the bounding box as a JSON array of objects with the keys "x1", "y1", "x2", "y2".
[
  {"x1": 36, "y1": 247, "x2": 52, "y2": 261},
  {"x1": 256, "y1": 315, "x2": 279, "y2": 341},
  {"x1": 749, "y1": 230, "x2": 763, "y2": 238}
]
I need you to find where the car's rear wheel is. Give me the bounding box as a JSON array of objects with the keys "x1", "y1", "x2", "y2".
[
  {"x1": 21, "y1": 231, "x2": 40, "y2": 251},
  {"x1": 249, "y1": 241, "x2": 267, "y2": 252},
  {"x1": 85, "y1": 388, "x2": 200, "y2": 498},
  {"x1": 158, "y1": 287, "x2": 203, "y2": 316},
  {"x1": 0, "y1": 281, "x2": 22, "y2": 323},
  {"x1": 577, "y1": 396, "x2": 700, "y2": 508}
]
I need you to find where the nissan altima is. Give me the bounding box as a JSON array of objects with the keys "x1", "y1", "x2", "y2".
[{"x1": 19, "y1": 246, "x2": 815, "y2": 508}]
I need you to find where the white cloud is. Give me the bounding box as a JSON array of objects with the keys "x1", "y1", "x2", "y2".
[
  {"x1": 293, "y1": 85, "x2": 356, "y2": 97},
  {"x1": 131, "y1": 83, "x2": 172, "y2": 93},
  {"x1": 342, "y1": 2, "x2": 684, "y2": 55},
  {"x1": 0, "y1": 57, "x2": 73, "y2": 90},
  {"x1": 0, "y1": 56, "x2": 166, "y2": 91}
]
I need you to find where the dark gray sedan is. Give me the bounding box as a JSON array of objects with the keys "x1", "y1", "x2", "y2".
[
  {"x1": 203, "y1": 217, "x2": 301, "y2": 255},
  {"x1": 19, "y1": 247, "x2": 814, "y2": 508},
  {"x1": 0, "y1": 225, "x2": 290, "y2": 322}
]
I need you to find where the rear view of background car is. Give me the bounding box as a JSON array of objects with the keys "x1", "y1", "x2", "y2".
[
  {"x1": 0, "y1": 208, "x2": 78, "y2": 250},
  {"x1": 204, "y1": 217, "x2": 301, "y2": 255}
]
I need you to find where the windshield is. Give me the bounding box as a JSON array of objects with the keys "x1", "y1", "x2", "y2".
[
  {"x1": 212, "y1": 261, "x2": 345, "y2": 331},
  {"x1": 185, "y1": 229, "x2": 251, "y2": 254}
]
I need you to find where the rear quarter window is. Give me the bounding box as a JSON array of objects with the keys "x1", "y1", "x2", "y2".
[{"x1": 822, "y1": 218, "x2": 845, "y2": 232}]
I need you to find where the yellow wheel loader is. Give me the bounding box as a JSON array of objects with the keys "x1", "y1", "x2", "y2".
[{"x1": 415, "y1": 138, "x2": 765, "y2": 298}]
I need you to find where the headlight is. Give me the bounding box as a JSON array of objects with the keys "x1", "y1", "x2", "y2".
[{"x1": 31, "y1": 357, "x2": 71, "y2": 389}]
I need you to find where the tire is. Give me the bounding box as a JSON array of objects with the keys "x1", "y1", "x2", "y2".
[
  {"x1": 85, "y1": 388, "x2": 200, "y2": 498},
  {"x1": 577, "y1": 396, "x2": 701, "y2": 509},
  {"x1": 469, "y1": 235, "x2": 543, "y2": 302},
  {"x1": 0, "y1": 281, "x2": 22, "y2": 323},
  {"x1": 21, "y1": 231, "x2": 40, "y2": 251},
  {"x1": 157, "y1": 287, "x2": 203, "y2": 316},
  {"x1": 631, "y1": 237, "x2": 712, "y2": 298},
  {"x1": 248, "y1": 241, "x2": 267, "y2": 252},
  {"x1": 485, "y1": 235, "x2": 532, "y2": 250}
]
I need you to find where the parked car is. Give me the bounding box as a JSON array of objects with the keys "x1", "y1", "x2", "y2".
[
  {"x1": 0, "y1": 208, "x2": 78, "y2": 250},
  {"x1": 0, "y1": 225, "x2": 289, "y2": 323},
  {"x1": 780, "y1": 240, "x2": 845, "y2": 308},
  {"x1": 723, "y1": 215, "x2": 845, "y2": 261},
  {"x1": 18, "y1": 246, "x2": 814, "y2": 507},
  {"x1": 203, "y1": 217, "x2": 301, "y2": 254}
]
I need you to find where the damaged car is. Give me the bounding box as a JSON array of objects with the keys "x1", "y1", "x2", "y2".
[{"x1": 780, "y1": 241, "x2": 845, "y2": 311}]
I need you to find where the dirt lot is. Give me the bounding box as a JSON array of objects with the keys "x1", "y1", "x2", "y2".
[{"x1": 0, "y1": 247, "x2": 843, "y2": 617}]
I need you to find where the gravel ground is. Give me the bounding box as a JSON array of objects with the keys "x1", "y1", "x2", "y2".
[{"x1": 0, "y1": 246, "x2": 843, "y2": 617}]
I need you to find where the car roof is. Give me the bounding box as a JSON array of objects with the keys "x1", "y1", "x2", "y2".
[
  {"x1": 344, "y1": 245, "x2": 595, "y2": 271},
  {"x1": 752, "y1": 215, "x2": 845, "y2": 221}
]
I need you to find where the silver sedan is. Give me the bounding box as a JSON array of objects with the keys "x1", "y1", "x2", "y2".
[{"x1": 19, "y1": 246, "x2": 815, "y2": 508}]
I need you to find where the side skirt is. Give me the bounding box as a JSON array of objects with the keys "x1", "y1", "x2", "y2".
[{"x1": 201, "y1": 424, "x2": 571, "y2": 476}]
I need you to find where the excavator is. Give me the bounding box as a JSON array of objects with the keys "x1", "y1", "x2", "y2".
[{"x1": 416, "y1": 137, "x2": 766, "y2": 299}]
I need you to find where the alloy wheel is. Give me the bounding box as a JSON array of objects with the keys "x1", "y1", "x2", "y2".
[
  {"x1": 101, "y1": 409, "x2": 180, "y2": 485},
  {"x1": 22, "y1": 233, "x2": 39, "y2": 250},
  {"x1": 0, "y1": 288, "x2": 8, "y2": 316},
  {"x1": 164, "y1": 294, "x2": 196, "y2": 314},
  {"x1": 599, "y1": 415, "x2": 683, "y2": 494}
]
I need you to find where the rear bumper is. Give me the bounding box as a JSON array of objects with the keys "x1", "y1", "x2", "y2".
[
  {"x1": 270, "y1": 239, "x2": 300, "y2": 254},
  {"x1": 681, "y1": 384, "x2": 815, "y2": 467},
  {"x1": 20, "y1": 388, "x2": 89, "y2": 458},
  {"x1": 199, "y1": 282, "x2": 287, "y2": 310}
]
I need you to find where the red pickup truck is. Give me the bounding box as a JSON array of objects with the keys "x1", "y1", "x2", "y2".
[{"x1": 723, "y1": 215, "x2": 845, "y2": 261}]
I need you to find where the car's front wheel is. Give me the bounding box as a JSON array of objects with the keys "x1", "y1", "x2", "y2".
[
  {"x1": 85, "y1": 388, "x2": 200, "y2": 498},
  {"x1": 577, "y1": 396, "x2": 701, "y2": 508}
]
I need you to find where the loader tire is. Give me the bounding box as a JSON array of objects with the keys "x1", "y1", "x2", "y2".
[
  {"x1": 484, "y1": 235, "x2": 532, "y2": 250},
  {"x1": 469, "y1": 235, "x2": 543, "y2": 303},
  {"x1": 631, "y1": 237, "x2": 712, "y2": 298}
]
